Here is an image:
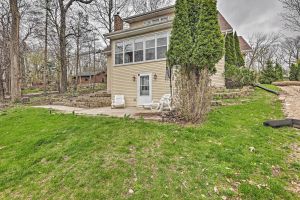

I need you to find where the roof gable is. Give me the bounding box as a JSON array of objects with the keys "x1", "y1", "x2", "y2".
[{"x1": 238, "y1": 36, "x2": 252, "y2": 52}]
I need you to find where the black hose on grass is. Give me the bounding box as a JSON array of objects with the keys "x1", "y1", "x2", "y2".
[
  {"x1": 253, "y1": 84, "x2": 280, "y2": 95},
  {"x1": 264, "y1": 119, "x2": 300, "y2": 129}
]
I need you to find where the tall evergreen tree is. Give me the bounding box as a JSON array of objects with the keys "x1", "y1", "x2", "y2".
[
  {"x1": 259, "y1": 60, "x2": 276, "y2": 84},
  {"x1": 274, "y1": 62, "x2": 283, "y2": 81},
  {"x1": 187, "y1": 0, "x2": 201, "y2": 41},
  {"x1": 167, "y1": 0, "x2": 224, "y2": 123},
  {"x1": 289, "y1": 63, "x2": 300, "y2": 81},
  {"x1": 167, "y1": 0, "x2": 193, "y2": 67},
  {"x1": 234, "y1": 32, "x2": 245, "y2": 67},
  {"x1": 225, "y1": 33, "x2": 236, "y2": 66},
  {"x1": 192, "y1": 0, "x2": 224, "y2": 73}
]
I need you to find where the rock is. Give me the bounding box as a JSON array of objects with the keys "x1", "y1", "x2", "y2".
[
  {"x1": 249, "y1": 147, "x2": 256, "y2": 152},
  {"x1": 128, "y1": 189, "x2": 134, "y2": 194},
  {"x1": 214, "y1": 186, "x2": 219, "y2": 194}
]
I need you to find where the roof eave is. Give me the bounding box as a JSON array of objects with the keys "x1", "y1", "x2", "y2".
[{"x1": 124, "y1": 5, "x2": 175, "y2": 23}]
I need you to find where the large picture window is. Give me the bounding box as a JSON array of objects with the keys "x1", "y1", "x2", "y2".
[
  {"x1": 114, "y1": 32, "x2": 170, "y2": 65},
  {"x1": 115, "y1": 42, "x2": 123, "y2": 65},
  {"x1": 145, "y1": 38, "x2": 155, "y2": 61}
]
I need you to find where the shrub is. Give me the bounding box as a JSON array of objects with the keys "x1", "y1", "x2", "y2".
[
  {"x1": 225, "y1": 65, "x2": 256, "y2": 88},
  {"x1": 275, "y1": 63, "x2": 284, "y2": 81},
  {"x1": 259, "y1": 60, "x2": 283, "y2": 84},
  {"x1": 289, "y1": 63, "x2": 300, "y2": 81}
]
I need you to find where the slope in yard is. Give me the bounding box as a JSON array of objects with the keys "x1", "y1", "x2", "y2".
[{"x1": 0, "y1": 88, "x2": 299, "y2": 199}]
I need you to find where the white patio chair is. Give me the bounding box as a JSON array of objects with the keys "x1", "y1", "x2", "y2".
[
  {"x1": 151, "y1": 94, "x2": 172, "y2": 111},
  {"x1": 111, "y1": 95, "x2": 125, "y2": 108}
]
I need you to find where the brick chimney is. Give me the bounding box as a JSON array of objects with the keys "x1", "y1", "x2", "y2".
[{"x1": 114, "y1": 13, "x2": 123, "y2": 31}]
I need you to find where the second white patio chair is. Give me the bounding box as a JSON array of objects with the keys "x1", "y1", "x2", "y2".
[{"x1": 151, "y1": 94, "x2": 172, "y2": 111}]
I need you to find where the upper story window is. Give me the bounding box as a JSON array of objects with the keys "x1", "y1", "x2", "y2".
[
  {"x1": 144, "y1": 16, "x2": 170, "y2": 26},
  {"x1": 134, "y1": 40, "x2": 144, "y2": 62},
  {"x1": 114, "y1": 32, "x2": 169, "y2": 66},
  {"x1": 124, "y1": 42, "x2": 133, "y2": 63},
  {"x1": 115, "y1": 42, "x2": 124, "y2": 65},
  {"x1": 145, "y1": 38, "x2": 156, "y2": 61},
  {"x1": 156, "y1": 34, "x2": 168, "y2": 59}
]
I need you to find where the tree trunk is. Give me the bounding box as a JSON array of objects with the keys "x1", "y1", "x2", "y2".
[
  {"x1": 9, "y1": 0, "x2": 21, "y2": 102},
  {"x1": 108, "y1": 0, "x2": 113, "y2": 32},
  {"x1": 44, "y1": 0, "x2": 49, "y2": 95},
  {"x1": 75, "y1": 35, "x2": 80, "y2": 91},
  {"x1": 0, "y1": 68, "x2": 4, "y2": 101},
  {"x1": 93, "y1": 35, "x2": 96, "y2": 92},
  {"x1": 59, "y1": 2, "x2": 68, "y2": 93}
]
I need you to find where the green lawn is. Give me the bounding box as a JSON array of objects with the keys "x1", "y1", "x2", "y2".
[{"x1": 0, "y1": 88, "x2": 299, "y2": 199}]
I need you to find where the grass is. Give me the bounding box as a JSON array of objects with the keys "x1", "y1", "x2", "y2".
[
  {"x1": 0, "y1": 88, "x2": 299, "y2": 199},
  {"x1": 21, "y1": 88, "x2": 44, "y2": 95}
]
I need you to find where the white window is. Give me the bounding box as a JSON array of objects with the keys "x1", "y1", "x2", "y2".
[
  {"x1": 134, "y1": 40, "x2": 144, "y2": 62},
  {"x1": 140, "y1": 75, "x2": 150, "y2": 96},
  {"x1": 145, "y1": 38, "x2": 156, "y2": 61},
  {"x1": 114, "y1": 32, "x2": 170, "y2": 65},
  {"x1": 115, "y1": 42, "x2": 123, "y2": 65},
  {"x1": 156, "y1": 34, "x2": 168, "y2": 59},
  {"x1": 124, "y1": 41, "x2": 133, "y2": 64}
]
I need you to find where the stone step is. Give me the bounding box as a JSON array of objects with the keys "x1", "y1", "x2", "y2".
[
  {"x1": 213, "y1": 90, "x2": 253, "y2": 100},
  {"x1": 211, "y1": 100, "x2": 223, "y2": 106},
  {"x1": 75, "y1": 97, "x2": 110, "y2": 103}
]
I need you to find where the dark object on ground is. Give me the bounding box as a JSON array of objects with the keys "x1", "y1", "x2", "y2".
[
  {"x1": 225, "y1": 79, "x2": 243, "y2": 89},
  {"x1": 264, "y1": 119, "x2": 300, "y2": 129},
  {"x1": 254, "y1": 84, "x2": 280, "y2": 95}
]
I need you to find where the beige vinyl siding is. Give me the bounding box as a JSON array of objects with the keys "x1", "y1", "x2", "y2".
[
  {"x1": 111, "y1": 60, "x2": 170, "y2": 107},
  {"x1": 211, "y1": 57, "x2": 225, "y2": 88},
  {"x1": 106, "y1": 54, "x2": 112, "y2": 93}
]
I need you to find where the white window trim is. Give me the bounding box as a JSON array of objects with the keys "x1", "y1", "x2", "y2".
[{"x1": 113, "y1": 31, "x2": 170, "y2": 67}]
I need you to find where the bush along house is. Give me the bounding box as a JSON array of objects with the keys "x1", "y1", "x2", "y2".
[{"x1": 104, "y1": 5, "x2": 248, "y2": 107}]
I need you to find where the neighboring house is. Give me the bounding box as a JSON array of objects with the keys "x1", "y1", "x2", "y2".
[
  {"x1": 238, "y1": 36, "x2": 252, "y2": 55},
  {"x1": 104, "y1": 5, "x2": 244, "y2": 107},
  {"x1": 73, "y1": 71, "x2": 107, "y2": 85}
]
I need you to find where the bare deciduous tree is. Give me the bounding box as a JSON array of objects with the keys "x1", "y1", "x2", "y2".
[
  {"x1": 131, "y1": 0, "x2": 173, "y2": 14},
  {"x1": 90, "y1": 0, "x2": 130, "y2": 34},
  {"x1": 280, "y1": 36, "x2": 300, "y2": 67},
  {"x1": 0, "y1": 1, "x2": 10, "y2": 100},
  {"x1": 280, "y1": 0, "x2": 300, "y2": 32},
  {"x1": 57, "y1": 0, "x2": 93, "y2": 93},
  {"x1": 247, "y1": 33, "x2": 281, "y2": 71}
]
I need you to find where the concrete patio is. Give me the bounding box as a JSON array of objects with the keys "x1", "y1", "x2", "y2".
[{"x1": 33, "y1": 105, "x2": 162, "y2": 120}]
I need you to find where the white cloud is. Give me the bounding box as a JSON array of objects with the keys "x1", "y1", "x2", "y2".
[{"x1": 217, "y1": 0, "x2": 286, "y2": 39}]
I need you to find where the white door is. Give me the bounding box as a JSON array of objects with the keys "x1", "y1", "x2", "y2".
[{"x1": 137, "y1": 73, "x2": 152, "y2": 106}]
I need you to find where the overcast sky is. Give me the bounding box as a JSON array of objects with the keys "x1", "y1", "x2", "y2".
[{"x1": 217, "y1": 0, "x2": 285, "y2": 40}]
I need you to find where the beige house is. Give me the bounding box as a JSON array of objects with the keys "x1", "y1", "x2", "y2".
[{"x1": 104, "y1": 5, "x2": 236, "y2": 107}]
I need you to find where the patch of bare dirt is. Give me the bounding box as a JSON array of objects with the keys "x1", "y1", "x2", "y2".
[
  {"x1": 288, "y1": 143, "x2": 300, "y2": 196},
  {"x1": 289, "y1": 144, "x2": 300, "y2": 164},
  {"x1": 278, "y1": 86, "x2": 300, "y2": 119}
]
